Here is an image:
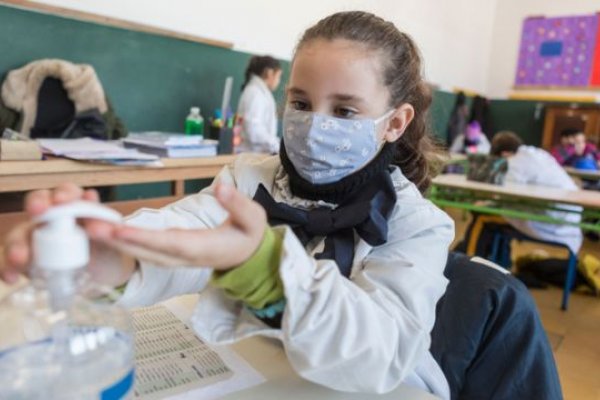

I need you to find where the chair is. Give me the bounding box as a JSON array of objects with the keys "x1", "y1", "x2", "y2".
[
  {"x1": 430, "y1": 252, "x2": 562, "y2": 399},
  {"x1": 488, "y1": 228, "x2": 578, "y2": 310}
]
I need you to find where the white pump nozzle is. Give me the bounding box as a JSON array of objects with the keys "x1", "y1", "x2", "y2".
[{"x1": 33, "y1": 201, "x2": 122, "y2": 271}]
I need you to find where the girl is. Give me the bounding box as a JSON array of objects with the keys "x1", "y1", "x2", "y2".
[
  {"x1": 448, "y1": 120, "x2": 491, "y2": 154},
  {"x1": 236, "y1": 55, "x2": 282, "y2": 154},
  {"x1": 3, "y1": 12, "x2": 454, "y2": 398}
]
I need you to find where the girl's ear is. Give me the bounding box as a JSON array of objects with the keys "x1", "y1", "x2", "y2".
[{"x1": 383, "y1": 104, "x2": 415, "y2": 142}]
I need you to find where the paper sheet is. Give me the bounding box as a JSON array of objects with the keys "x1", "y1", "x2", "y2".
[
  {"x1": 37, "y1": 138, "x2": 160, "y2": 165},
  {"x1": 131, "y1": 304, "x2": 265, "y2": 400}
]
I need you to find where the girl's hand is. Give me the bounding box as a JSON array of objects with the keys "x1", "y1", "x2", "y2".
[
  {"x1": 109, "y1": 183, "x2": 267, "y2": 271},
  {"x1": 2, "y1": 184, "x2": 134, "y2": 286}
]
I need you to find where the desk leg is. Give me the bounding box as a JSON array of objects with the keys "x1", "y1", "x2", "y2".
[{"x1": 172, "y1": 180, "x2": 185, "y2": 197}]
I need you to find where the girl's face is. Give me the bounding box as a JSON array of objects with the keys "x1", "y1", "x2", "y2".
[
  {"x1": 287, "y1": 39, "x2": 414, "y2": 143},
  {"x1": 263, "y1": 68, "x2": 282, "y2": 91}
]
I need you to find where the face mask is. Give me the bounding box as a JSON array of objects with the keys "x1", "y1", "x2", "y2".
[{"x1": 282, "y1": 108, "x2": 394, "y2": 185}]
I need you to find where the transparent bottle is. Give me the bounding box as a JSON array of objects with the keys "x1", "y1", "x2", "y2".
[
  {"x1": 0, "y1": 202, "x2": 135, "y2": 399},
  {"x1": 185, "y1": 106, "x2": 204, "y2": 137}
]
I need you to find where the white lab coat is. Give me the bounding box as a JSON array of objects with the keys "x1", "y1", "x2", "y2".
[
  {"x1": 504, "y1": 145, "x2": 583, "y2": 253},
  {"x1": 119, "y1": 154, "x2": 454, "y2": 399},
  {"x1": 236, "y1": 75, "x2": 279, "y2": 154}
]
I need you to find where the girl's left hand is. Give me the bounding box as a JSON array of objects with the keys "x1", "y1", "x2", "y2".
[{"x1": 105, "y1": 183, "x2": 267, "y2": 271}]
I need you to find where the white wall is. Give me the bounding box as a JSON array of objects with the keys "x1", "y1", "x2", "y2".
[
  {"x1": 488, "y1": 0, "x2": 600, "y2": 99},
  {"x1": 29, "y1": 0, "x2": 497, "y2": 94}
]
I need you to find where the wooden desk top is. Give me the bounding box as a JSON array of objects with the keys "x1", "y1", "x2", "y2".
[
  {"x1": 564, "y1": 167, "x2": 600, "y2": 181},
  {"x1": 432, "y1": 173, "x2": 600, "y2": 209},
  {"x1": 0, "y1": 155, "x2": 236, "y2": 193}
]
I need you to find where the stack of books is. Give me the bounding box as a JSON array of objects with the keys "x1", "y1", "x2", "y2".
[{"x1": 122, "y1": 132, "x2": 218, "y2": 158}]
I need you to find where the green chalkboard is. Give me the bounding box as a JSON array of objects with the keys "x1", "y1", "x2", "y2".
[
  {"x1": 0, "y1": 5, "x2": 289, "y2": 131},
  {"x1": 0, "y1": 5, "x2": 291, "y2": 199}
]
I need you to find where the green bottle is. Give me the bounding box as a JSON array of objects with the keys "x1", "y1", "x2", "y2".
[{"x1": 185, "y1": 107, "x2": 204, "y2": 137}]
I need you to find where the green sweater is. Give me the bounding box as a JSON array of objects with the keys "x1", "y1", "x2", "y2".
[{"x1": 211, "y1": 227, "x2": 284, "y2": 309}]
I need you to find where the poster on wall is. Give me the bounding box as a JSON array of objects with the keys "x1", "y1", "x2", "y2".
[{"x1": 514, "y1": 13, "x2": 600, "y2": 87}]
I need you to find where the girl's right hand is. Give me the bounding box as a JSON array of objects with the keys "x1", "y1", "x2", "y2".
[{"x1": 1, "y1": 183, "x2": 135, "y2": 287}]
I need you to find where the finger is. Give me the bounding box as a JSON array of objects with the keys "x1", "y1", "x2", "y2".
[
  {"x1": 83, "y1": 189, "x2": 100, "y2": 202},
  {"x1": 84, "y1": 220, "x2": 120, "y2": 241},
  {"x1": 214, "y1": 183, "x2": 266, "y2": 234},
  {"x1": 24, "y1": 189, "x2": 52, "y2": 215},
  {"x1": 2, "y1": 221, "x2": 36, "y2": 283},
  {"x1": 53, "y1": 183, "x2": 85, "y2": 204}
]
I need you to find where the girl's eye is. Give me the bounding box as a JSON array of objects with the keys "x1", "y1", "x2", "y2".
[
  {"x1": 335, "y1": 107, "x2": 357, "y2": 119},
  {"x1": 290, "y1": 100, "x2": 309, "y2": 111}
]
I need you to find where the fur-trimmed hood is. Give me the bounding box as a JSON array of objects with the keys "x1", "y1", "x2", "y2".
[{"x1": 1, "y1": 59, "x2": 108, "y2": 136}]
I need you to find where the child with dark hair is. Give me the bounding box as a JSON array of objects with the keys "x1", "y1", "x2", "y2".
[
  {"x1": 566, "y1": 131, "x2": 600, "y2": 170},
  {"x1": 551, "y1": 128, "x2": 578, "y2": 165},
  {"x1": 3, "y1": 13, "x2": 561, "y2": 400},
  {"x1": 448, "y1": 120, "x2": 490, "y2": 154},
  {"x1": 237, "y1": 55, "x2": 282, "y2": 153}
]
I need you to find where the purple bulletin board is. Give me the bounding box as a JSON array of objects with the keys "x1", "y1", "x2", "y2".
[{"x1": 515, "y1": 14, "x2": 599, "y2": 87}]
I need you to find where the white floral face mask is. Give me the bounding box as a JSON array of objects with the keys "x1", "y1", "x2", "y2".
[{"x1": 282, "y1": 108, "x2": 394, "y2": 184}]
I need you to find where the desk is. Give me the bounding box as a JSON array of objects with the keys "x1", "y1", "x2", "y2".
[
  {"x1": 166, "y1": 295, "x2": 438, "y2": 400},
  {"x1": 0, "y1": 155, "x2": 236, "y2": 241},
  {"x1": 430, "y1": 174, "x2": 600, "y2": 232},
  {"x1": 564, "y1": 166, "x2": 600, "y2": 182}
]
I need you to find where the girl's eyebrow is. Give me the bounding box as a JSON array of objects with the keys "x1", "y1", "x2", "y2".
[
  {"x1": 287, "y1": 87, "x2": 365, "y2": 104},
  {"x1": 287, "y1": 87, "x2": 307, "y2": 96},
  {"x1": 329, "y1": 93, "x2": 365, "y2": 104}
]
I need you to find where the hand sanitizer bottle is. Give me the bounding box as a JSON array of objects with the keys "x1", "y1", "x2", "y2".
[
  {"x1": 0, "y1": 202, "x2": 135, "y2": 399},
  {"x1": 185, "y1": 106, "x2": 204, "y2": 137}
]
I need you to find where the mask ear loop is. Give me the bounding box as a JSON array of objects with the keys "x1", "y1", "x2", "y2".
[{"x1": 374, "y1": 109, "x2": 396, "y2": 151}]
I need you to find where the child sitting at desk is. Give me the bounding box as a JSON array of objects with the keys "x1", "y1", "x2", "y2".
[
  {"x1": 456, "y1": 131, "x2": 583, "y2": 261},
  {"x1": 551, "y1": 128, "x2": 577, "y2": 166},
  {"x1": 448, "y1": 120, "x2": 490, "y2": 155},
  {"x1": 567, "y1": 130, "x2": 600, "y2": 171},
  {"x1": 2, "y1": 13, "x2": 561, "y2": 400}
]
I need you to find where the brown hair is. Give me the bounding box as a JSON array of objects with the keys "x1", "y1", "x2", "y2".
[
  {"x1": 295, "y1": 11, "x2": 443, "y2": 193},
  {"x1": 490, "y1": 131, "x2": 523, "y2": 156},
  {"x1": 242, "y1": 55, "x2": 281, "y2": 90}
]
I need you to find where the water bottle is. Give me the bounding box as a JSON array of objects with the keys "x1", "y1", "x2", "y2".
[
  {"x1": 0, "y1": 202, "x2": 135, "y2": 399},
  {"x1": 185, "y1": 106, "x2": 204, "y2": 137}
]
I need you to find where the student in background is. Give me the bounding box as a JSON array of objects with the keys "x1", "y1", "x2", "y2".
[
  {"x1": 457, "y1": 131, "x2": 582, "y2": 259},
  {"x1": 448, "y1": 120, "x2": 490, "y2": 154},
  {"x1": 3, "y1": 13, "x2": 561, "y2": 400},
  {"x1": 236, "y1": 55, "x2": 282, "y2": 154},
  {"x1": 550, "y1": 128, "x2": 577, "y2": 166},
  {"x1": 468, "y1": 95, "x2": 493, "y2": 141},
  {"x1": 567, "y1": 131, "x2": 600, "y2": 170}
]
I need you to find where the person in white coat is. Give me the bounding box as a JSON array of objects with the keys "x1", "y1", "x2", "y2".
[
  {"x1": 236, "y1": 55, "x2": 282, "y2": 154},
  {"x1": 493, "y1": 131, "x2": 582, "y2": 253},
  {"x1": 457, "y1": 131, "x2": 582, "y2": 259},
  {"x1": 3, "y1": 12, "x2": 455, "y2": 399}
]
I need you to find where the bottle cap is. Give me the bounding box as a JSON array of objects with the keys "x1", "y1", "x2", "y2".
[{"x1": 33, "y1": 201, "x2": 122, "y2": 271}]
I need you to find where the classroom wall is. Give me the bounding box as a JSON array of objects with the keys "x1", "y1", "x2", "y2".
[
  {"x1": 29, "y1": 0, "x2": 497, "y2": 95},
  {"x1": 488, "y1": 0, "x2": 600, "y2": 99}
]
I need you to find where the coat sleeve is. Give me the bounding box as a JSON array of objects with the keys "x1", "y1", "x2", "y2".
[
  {"x1": 278, "y1": 201, "x2": 454, "y2": 393},
  {"x1": 118, "y1": 165, "x2": 235, "y2": 308}
]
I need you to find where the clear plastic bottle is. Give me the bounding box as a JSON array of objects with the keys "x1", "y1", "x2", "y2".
[
  {"x1": 0, "y1": 202, "x2": 135, "y2": 399},
  {"x1": 185, "y1": 106, "x2": 204, "y2": 137}
]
